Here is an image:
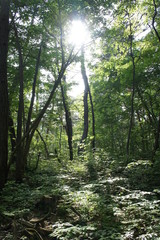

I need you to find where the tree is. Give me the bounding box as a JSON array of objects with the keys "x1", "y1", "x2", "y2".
[
  {"x1": 79, "y1": 47, "x2": 89, "y2": 153},
  {"x1": 7, "y1": 0, "x2": 77, "y2": 182},
  {"x1": 79, "y1": 46, "x2": 95, "y2": 153},
  {"x1": 89, "y1": 0, "x2": 160, "y2": 160},
  {"x1": 126, "y1": 21, "x2": 136, "y2": 158},
  {"x1": 61, "y1": 77, "x2": 73, "y2": 160},
  {"x1": 0, "y1": 0, "x2": 10, "y2": 189},
  {"x1": 151, "y1": 0, "x2": 160, "y2": 159}
]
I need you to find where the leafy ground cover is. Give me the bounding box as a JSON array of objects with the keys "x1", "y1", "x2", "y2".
[{"x1": 1, "y1": 155, "x2": 160, "y2": 240}]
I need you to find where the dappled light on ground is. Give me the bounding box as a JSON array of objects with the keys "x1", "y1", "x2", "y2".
[{"x1": 1, "y1": 156, "x2": 160, "y2": 239}]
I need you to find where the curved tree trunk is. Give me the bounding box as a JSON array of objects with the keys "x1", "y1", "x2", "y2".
[
  {"x1": 79, "y1": 46, "x2": 95, "y2": 153},
  {"x1": 23, "y1": 42, "x2": 42, "y2": 167},
  {"x1": 78, "y1": 47, "x2": 89, "y2": 154},
  {"x1": 0, "y1": 0, "x2": 10, "y2": 189},
  {"x1": 11, "y1": 55, "x2": 73, "y2": 174},
  {"x1": 61, "y1": 77, "x2": 73, "y2": 160},
  {"x1": 152, "y1": 0, "x2": 160, "y2": 43}
]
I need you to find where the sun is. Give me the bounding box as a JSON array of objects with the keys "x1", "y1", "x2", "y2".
[
  {"x1": 66, "y1": 20, "x2": 91, "y2": 98},
  {"x1": 68, "y1": 20, "x2": 88, "y2": 47}
]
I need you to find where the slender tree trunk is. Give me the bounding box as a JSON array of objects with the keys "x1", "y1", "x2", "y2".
[
  {"x1": 152, "y1": 114, "x2": 160, "y2": 159},
  {"x1": 137, "y1": 88, "x2": 156, "y2": 126},
  {"x1": 36, "y1": 129, "x2": 49, "y2": 159},
  {"x1": 27, "y1": 64, "x2": 68, "y2": 139},
  {"x1": 152, "y1": 0, "x2": 160, "y2": 43},
  {"x1": 136, "y1": 110, "x2": 145, "y2": 154},
  {"x1": 61, "y1": 78, "x2": 73, "y2": 160},
  {"x1": 59, "y1": 120, "x2": 62, "y2": 153},
  {"x1": 79, "y1": 47, "x2": 89, "y2": 153},
  {"x1": 88, "y1": 88, "x2": 95, "y2": 151},
  {"x1": 126, "y1": 23, "x2": 136, "y2": 158},
  {"x1": 23, "y1": 42, "x2": 42, "y2": 166},
  {"x1": 14, "y1": 59, "x2": 72, "y2": 167},
  {"x1": 82, "y1": 90, "x2": 89, "y2": 140},
  {"x1": 34, "y1": 152, "x2": 41, "y2": 171},
  {"x1": 0, "y1": 0, "x2": 10, "y2": 189},
  {"x1": 9, "y1": 114, "x2": 16, "y2": 156},
  {"x1": 25, "y1": 43, "x2": 42, "y2": 134},
  {"x1": 151, "y1": 0, "x2": 160, "y2": 158},
  {"x1": 8, "y1": 111, "x2": 17, "y2": 172},
  {"x1": 137, "y1": 91, "x2": 157, "y2": 153},
  {"x1": 14, "y1": 23, "x2": 25, "y2": 182},
  {"x1": 79, "y1": 46, "x2": 95, "y2": 153},
  {"x1": 9, "y1": 20, "x2": 74, "y2": 174}
]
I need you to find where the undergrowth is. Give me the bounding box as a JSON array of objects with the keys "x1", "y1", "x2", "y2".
[{"x1": 1, "y1": 153, "x2": 160, "y2": 239}]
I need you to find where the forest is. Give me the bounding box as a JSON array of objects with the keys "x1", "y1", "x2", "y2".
[{"x1": 0, "y1": 0, "x2": 160, "y2": 239}]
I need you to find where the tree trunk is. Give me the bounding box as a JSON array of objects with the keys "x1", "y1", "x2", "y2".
[
  {"x1": 88, "y1": 87, "x2": 95, "y2": 151},
  {"x1": 0, "y1": 0, "x2": 10, "y2": 189},
  {"x1": 152, "y1": 114, "x2": 160, "y2": 160},
  {"x1": 151, "y1": 0, "x2": 160, "y2": 159},
  {"x1": 13, "y1": 23, "x2": 25, "y2": 182},
  {"x1": 152, "y1": 0, "x2": 160, "y2": 43},
  {"x1": 25, "y1": 43, "x2": 42, "y2": 135},
  {"x1": 8, "y1": 111, "x2": 17, "y2": 172},
  {"x1": 79, "y1": 46, "x2": 95, "y2": 153},
  {"x1": 24, "y1": 42, "x2": 42, "y2": 167},
  {"x1": 136, "y1": 110, "x2": 146, "y2": 154},
  {"x1": 126, "y1": 23, "x2": 136, "y2": 158},
  {"x1": 36, "y1": 129, "x2": 49, "y2": 159},
  {"x1": 61, "y1": 78, "x2": 73, "y2": 160},
  {"x1": 79, "y1": 47, "x2": 89, "y2": 154},
  {"x1": 137, "y1": 87, "x2": 156, "y2": 126},
  {"x1": 15, "y1": 58, "x2": 73, "y2": 169}
]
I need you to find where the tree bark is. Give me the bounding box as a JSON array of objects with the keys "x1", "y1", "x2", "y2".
[
  {"x1": 14, "y1": 58, "x2": 73, "y2": 170},
  {"x1": 8, "y1": 6, "x2": 75, "y2": 177},
  {"x1": 8, "y1": 111, "x2": 17, "y2": 172},
  {"x1": 13, "y1": 23, "x2": 25, "y2": 182},
  {"x1": 126, "y1": 23, "x2": 136, "y2": 158},
  {"x1": 25, "y1": 43, "x2": 42, "y2": 135},
  {"x1": 79, "y1": 47, "x2": 89, "y2": 154},
  {"x1": 61, "y1": 78, "x2": 73, "y2": 160},
  {"x1": 36, "y1": 129, "x2": 49, "y2": 159},
  {"x1": 152, "y1": 0, "x2": 160, "y2": 43},
  {"x1": 79, "y1": 46, "x2": 95, "y2": 153},
  {"x1": 137, "y1": 87, "x2": 156, "y2": 127},
  {"x1": 88, "y1": 87, "x2": 95, "y2": 151},
  {"x1": 152, "y1": 114, "x2": 160, "y2": 159},
  {"x1": 136, "y1": 110, "x2": 146, "y2": 153},
  {"x1": 0, "y1": 0, "x2": 10, "y2": 189},
  {"x1": 23, "y1": 42, "x2": 42, "y2": 166},
  {"x1": 151, "y1": 0, "x2": 160, "y2": 158}
]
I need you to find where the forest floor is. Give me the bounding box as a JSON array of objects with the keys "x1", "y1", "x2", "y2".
[{"x1": 1, "y1": 155, "x2": 160, "y2": 239}]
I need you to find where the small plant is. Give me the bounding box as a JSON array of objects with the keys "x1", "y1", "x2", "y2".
[
  {"x1": 86, "y1": 159, "x2": 98, "y2": 180},
  {"x1": 124, "y1": 160, "x2": 153, "y2": 189}
]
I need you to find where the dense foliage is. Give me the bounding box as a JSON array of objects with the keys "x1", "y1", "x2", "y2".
[{"x1": 0, "y1": 0, "x2": 160, "y2": 239}]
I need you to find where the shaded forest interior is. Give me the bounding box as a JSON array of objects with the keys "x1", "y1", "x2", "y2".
[{"x1": 1, "y1": 0, "x2": 160, "y2": 239}]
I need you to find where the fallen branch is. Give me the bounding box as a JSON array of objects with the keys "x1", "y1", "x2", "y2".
[
  {"x1": 18, "y1": 217, "x2": 53, "y2": 238},
  {"x1": 30, "y1": 212, "x2": 50, "y2": 225},
  {"x1": 70, "y1": 206, "x2": 82, "y2": 220},
  {"x1": 25, "y1": 228, "x2": 43, "y2": 240}
]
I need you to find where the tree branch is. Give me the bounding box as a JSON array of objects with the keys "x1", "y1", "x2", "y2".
[{"x1": 152, "y1": 0, "x2": 160, "y2": 43}]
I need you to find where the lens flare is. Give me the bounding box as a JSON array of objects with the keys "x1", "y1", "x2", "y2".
[{"x1": 68, "y1": 20, "x2": 88, "y2": 47}]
